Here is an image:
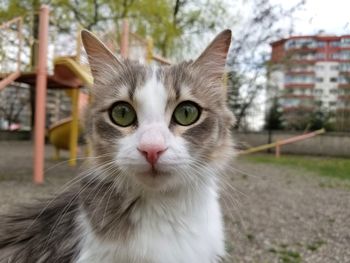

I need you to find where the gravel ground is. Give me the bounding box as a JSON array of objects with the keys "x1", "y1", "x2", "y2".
[{"x1": 0, "y1": 141, "x2": 349, "y2": 262}]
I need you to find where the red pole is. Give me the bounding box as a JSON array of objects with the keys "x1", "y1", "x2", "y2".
[
  {"x1": 120, "y1": 19, "x2": 129, "y2": 59},
  {"x1": 33, "y1": 5, "x2": 49, "y2": 184},
  {"x1": 275, "y1": 141, "x2": 281, "y2": 158}
]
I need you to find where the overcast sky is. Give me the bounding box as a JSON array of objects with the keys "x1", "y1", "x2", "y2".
[{"x1": 275, "y1": 0, "x2": 350, "y2": 36}]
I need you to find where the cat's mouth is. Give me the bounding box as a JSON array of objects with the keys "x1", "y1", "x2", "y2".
[
  {"x1": 133, "y1": 166, "x2": 175, "y2": 189},
  {"x1": 140, "y1": 167, "x2": 171, "y2": 178}
]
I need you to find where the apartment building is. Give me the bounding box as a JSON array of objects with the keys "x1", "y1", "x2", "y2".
[{"x1": 268, "y1": 35, "x2": 350, "y2": 131}]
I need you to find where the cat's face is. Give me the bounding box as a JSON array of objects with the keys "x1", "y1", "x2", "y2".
[{"x1": 81, "y1": 30, "x2": 234, "y2": 192}]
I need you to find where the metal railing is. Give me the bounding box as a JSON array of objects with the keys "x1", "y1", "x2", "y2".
[{"x1": 239, "y1": 128, "x2": 325, "y2": 157}]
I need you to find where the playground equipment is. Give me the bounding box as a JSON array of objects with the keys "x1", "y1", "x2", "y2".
[
  {"x1": 48, "y1": 57, "x2": 92, "y2": 164},
  {"x1": 239, "y1": 128, "x2": 326, "y2": 157},
  {"x1": 33, "y1": 6, "x2": 49, "y2": 183},
  {"x1": 48, "y1": 90, "x2": 89, "y2": 161},
  {"x1": 0, "y1": 5, "x2": 171, "y2": 184},
  {"x1": 0, "y1": 17, "x2": 22, "y2": 91}
]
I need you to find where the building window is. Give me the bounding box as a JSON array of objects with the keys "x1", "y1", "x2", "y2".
[
  {"x1": 285, "y1": 75, "x2": 314, "y2": 84},
  {"x1": 339, "y1": 76, "x2": 350, "y2": 84},
  {"x1": 331, "y1": 41, "x2": 340, "y2": 47},
  {"x1": 330, "y1": 89, "x2": 338, "y2": 94},
  {"x1": 330, "y1": 65, "x2": 339, "y2": 70},
  {"x1": 289, "y1": 65, "x2": 313, "y2": 72},
  {"x1": 315, "y1": 65, "x2": 324, "y2": 70},
  {"x1": 304, "y1": 89, "x2": 312, "y2": 95},
  {"x1": 285, "y1": 38, "x2": 316, "y2": 49},
  {"x1": 331, "y1": 53, "x2": 340, "y2": 59},
  {"x1": 314, "y1": 89, "x2": 323, "y2": 95},
  {"x1": 339, "y1": 51, "x2": 350, "y2": 60},
  {"x1": 283, "y1": 98, "x2": 300, "y2": 107},
  {"x1": 329, "y1": 101, "x2": 337, "y2": 107},
  {"x1": 316, "y1": 77, "x2": 323, "y2": 82},
  {"x1": 339, "y1": 63, "x2": 350, "y2": 71},
  {"x1": 317, "y1": 41, "x2": 326, "y2": 47},
  {"x1": 342, "y1": 89, "x2": 350, "y2": 95},
  {"x1": 291, "y1": 53, "x2": 315, "y2": 60},
  {"x1": 341, "y1": 38, "x2": 350, "y2": 47},
  {"x1": 316, "y1": 53, "x2": 326, "y2": 59},
  {"x1": 330, "y1": 77, "x2": 338, "y2": 82}
]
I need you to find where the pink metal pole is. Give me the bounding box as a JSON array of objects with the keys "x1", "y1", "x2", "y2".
[
  {"x1": 275, "y1": 141, "x2": 281, "y2": 158},
  {"x1": 0, "y1": 71, "x2": 20, "y2": 91},
  {"x1": 33, "y1": 5, "x2": 49, "y2": 184},
  {"x1": 120, "y1": 19, "x2": 129, "y2": 59},
  {"x1": 278, "y1": 129, "x2": 325, "y2": 146}
]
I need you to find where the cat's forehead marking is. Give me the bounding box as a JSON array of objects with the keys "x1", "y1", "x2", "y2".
[
  {"x1": 124, "y1": 62, "x2": 148, "y2": 100},
  {"x1": 162, "y1": 62, "x2": 194, "y2": 104},
  {"x1": 134, "y1": 67, "x2": 167, "y2": 122}
]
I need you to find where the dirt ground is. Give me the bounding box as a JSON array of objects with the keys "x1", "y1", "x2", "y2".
[{"x1": 0, "y1": 141, "x2": 349, "y2": 263}]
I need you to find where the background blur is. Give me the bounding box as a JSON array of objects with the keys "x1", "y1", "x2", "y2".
[{"x1": 0, "y1": 1, "x2": 349, "y2": 262}]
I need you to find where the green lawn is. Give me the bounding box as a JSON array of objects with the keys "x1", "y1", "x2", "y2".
[{"x1": 243, "y1": 154, "x2": 350, "y2": 180}]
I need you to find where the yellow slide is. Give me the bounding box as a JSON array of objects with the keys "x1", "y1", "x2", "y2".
[
  {"x1": 48, "y1": 57, "x2": 93, "y2": 160},
  {"x1": 49, "y1": 117, "x2": 80, "y2": 151},
  {"x1": 53, "y1": 57, "x2": 93, "y2": 86}
]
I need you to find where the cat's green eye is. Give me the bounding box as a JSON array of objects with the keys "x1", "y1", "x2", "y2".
[
  {"x1": 173, "y1": 101, "x2": 201, "y2": 126},
  {"x1": 109, "y1": 102, "x2": 137, "y2": 127}
]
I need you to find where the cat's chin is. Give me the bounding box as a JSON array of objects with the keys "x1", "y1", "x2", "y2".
[{"x1": 133, "y1": 168, "x2": 176, "y2": 190}]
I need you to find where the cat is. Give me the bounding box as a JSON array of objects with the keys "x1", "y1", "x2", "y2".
[{"x1": 0, "y1": 29, "x2": 234, "y2": 263}]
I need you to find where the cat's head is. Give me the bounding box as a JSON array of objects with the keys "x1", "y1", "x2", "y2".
[{"x1": 81, "y1": 30, "x2": 235, "y2": 192}]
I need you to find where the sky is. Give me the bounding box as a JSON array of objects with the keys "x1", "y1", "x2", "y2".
[{"x1": 276, "y1": 0, "x2": 350, "y2": 36}]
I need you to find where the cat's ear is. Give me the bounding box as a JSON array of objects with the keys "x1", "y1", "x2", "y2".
[
  {"x1": 192, "y1": 29, "x2": 232, "y2": 80},
  {"x1": 81, "y1": 30, "x2": 123, "y2": 80}
]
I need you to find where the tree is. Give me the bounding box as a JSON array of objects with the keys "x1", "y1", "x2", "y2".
[
  {"x1": 308, "y1": 108, "x2": 334, "y2": 131},
  {"x1": 226, "y1": 0, "x2": 305, "y2": 130},
  {"x1": 1, "y1": 0, "x2": 233, "y2": 60},
  {"x1": 265, "y1": 97, "x2": 284, "y2": 130}
]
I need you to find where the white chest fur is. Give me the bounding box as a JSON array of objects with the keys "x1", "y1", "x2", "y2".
[{"x1": 76, "y1": 186, "x2": 225, "y2": 263}]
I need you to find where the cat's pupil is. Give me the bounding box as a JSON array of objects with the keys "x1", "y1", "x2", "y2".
[
  {"x1": 121, "y1": 107, "x2": 126, "y2": 118},
  {"x1": 184, "y1": 108, "x2": 189, "y2": 118}
]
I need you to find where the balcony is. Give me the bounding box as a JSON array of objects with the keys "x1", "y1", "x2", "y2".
[
  {"x1": 339, "y1": 84, "x2": 350, "y2": 89},
  {"x1": 285, "y1": 38, "x2": 317, "y2": 50},
  {"x1": 286, "y1": 46, "x2": 317, "y2": 53},
  {"x1": 281, "y1": 94, "x2": 314, "y2": 99},
  {"x1": 285, "y1": 70, "x2": 315, "y2": 75},
  {"x1": 338, "y1": 95, "x2": 350, "y2": 100},
  {"x1": 330, "y1": 51, "x2": 350, "y2": 61},
  {"x1": 282, "y1": 106, "x2": 314, "y2": 112},
  {"x1": 289, "y1": 54, "x2": 316, "y2": 61},
  {"x1": 285, "y1": 83, "x2": 314, "y2": 88},
  {"x1": 339, "y1": 71, "x2": 350, "y2": 75},
  {"x1": 336, "y1": 108, "x2": 350, "y2": 112}
]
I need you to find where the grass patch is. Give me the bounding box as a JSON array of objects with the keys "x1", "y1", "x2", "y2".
[
  {"x1": 268, "y1": 246, "x2": 302, "y2": 263},
  {"x1": 279, "y1": 250, "x2": 302, "y2": 263},
  {"x1": 306, "y1": 240, "x2": 326, "y2": 252},
  {"x1": 243, "y1": 154, "x2": 350, "y2": 180}
]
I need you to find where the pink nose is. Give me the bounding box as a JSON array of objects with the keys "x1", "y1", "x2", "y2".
[{"x1": 138, "y1": 145, "x2": 166, "y2": 166}]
